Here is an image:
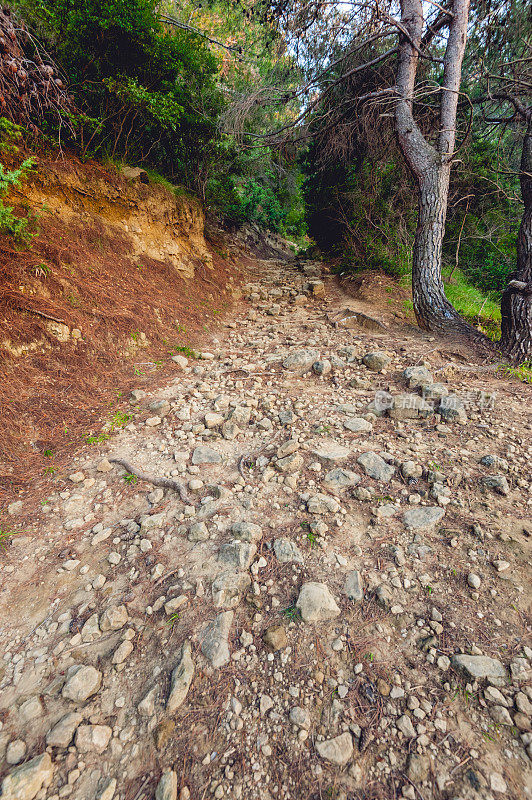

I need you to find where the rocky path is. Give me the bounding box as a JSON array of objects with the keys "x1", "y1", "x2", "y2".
[{"x1": 1, "y1": 257, "x2": 531, "y2": 800}]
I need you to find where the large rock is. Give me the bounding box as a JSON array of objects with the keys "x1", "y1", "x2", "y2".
[
  {"x1": 482, "y1": 475, "x2": 509, "y2": 496},
  {"x1": 315, "y1": 732, "x2": 353, "y2": 765},
  {"x1": 357, "y1": 452, "x2": 395, "y2": 482},
  {"x1": 231, "y1": 521, "x2": 262, "y2": 542},
  {"x1": 212, "y1": 571, "x2": 251, "y2": 608},
  {"x1": 201, "y1": 611, "x2": 233, "y2": 668},
  {"x1": 46, "y1": 712, "x2": 83, "y2": 748},
  {"x1": 167, "y1": 641, "x2": 194, "y2": 713},
  {"x1": 192, "y1": 446, "x2": 222, "y2": 465},
  {"x1": 344, "y1": 570, "x2": 364, "y2": 602},
  {"x1": 322, "y1": 468, "x2": 361, "y2": 492},
  {"x1": 155, "y1": 769, "x2": 178, "y2": 800},
  {"x1": 390, "y1": 393, "x2": 432, "y2": 420},
  {"x1": 218, "y1": 541, "x2": 256, "y2": 570},
  {"x1": 296, "y1": 582, "x2": 341, "y2": 623},
  {"x1": 307, "y1": 493, "x2": 341, "y2": 514},
  {"x1": 0, "y1": 752, "x2": 54, "y2": 800},
  {"x1": 275, "y1": 452, "x2": 304, "y2": 473},
  {"x1": 403, "y1": 507, "x2": 445, "y2": 530},
  {"x1": 344, "y1": 417, "x2": 373, "y2": 434},
  {"x1": 62, "y1": 664, "x2": 102, "y2": 703},
  {"x1": 99, "y1": 604, "x2": 128, "y2": 632},
  {"x1": 282, "y1": 349, "x2": 320, "y2": 374},
  {"x1": 362, "y1": 351, "x2": 390, "y2": 371},
  {"x1": 75, "y1": 724, "x2": 112, "y2": 753},
  {"x1": 311, "y1": 441, "x2": 350, "y2": 463},
  {"x1": 403, "y1": 365, "x2": 433, "y2": 388},
  {"x1": 274, "y1": 538, "x2": 304, "y2": 564},
  {"x1": 451, "y1": 654, "x2": 507, "y2": 685},
  {"x1": 439, "y1": 394, "x2": 468, "y2": 424}
]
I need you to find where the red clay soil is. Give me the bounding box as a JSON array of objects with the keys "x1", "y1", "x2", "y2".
[{"x1": 0, "y1": 204, "x2": 246, "y2": 499}]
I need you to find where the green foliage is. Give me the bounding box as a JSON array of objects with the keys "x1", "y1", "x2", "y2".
[
  {"x1": 497, "y1": 361, "x2": 532, "y2": 385},
  {"x1": 0, "y1": 131, "x2": 36, "y2": 243}
]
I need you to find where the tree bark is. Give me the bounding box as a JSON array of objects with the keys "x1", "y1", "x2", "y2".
[
  {"x1": 395, "y1": 0, "x2": 472, "y2": 331},
  {"x1": 500, "y1": 115, "x2": 532, "y2": 363}
]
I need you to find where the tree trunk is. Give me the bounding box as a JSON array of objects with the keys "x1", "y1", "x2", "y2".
[
  {"x1": 412, "y1": 163, "x2": 463, "y2": 329},
  {"x1": 395, "y1": 0, "x2": 472, "y2": 332},
  {"x1": 500, "y1": 116, "x2": 532, "y2": 363}
]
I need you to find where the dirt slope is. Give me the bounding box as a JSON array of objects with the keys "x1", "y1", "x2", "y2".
[
  {"x1": 0, "y1": 256, "x2": 530, "y2": 800},
  {"x1": 0, "y1": 154, "x2": 247, "y2": 494}
]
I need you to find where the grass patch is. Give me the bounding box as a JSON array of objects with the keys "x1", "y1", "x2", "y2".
[
  {"x1": 444, "y1": 269, "x2": 501, "y2": 335},
  {"x1": 497, "y1": 361, "x2": 532, "y2": 384}
]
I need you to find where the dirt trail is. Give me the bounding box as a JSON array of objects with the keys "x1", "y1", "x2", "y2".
[{"x1": 0, "y1": 256, "x2": 531, "y2": 800}]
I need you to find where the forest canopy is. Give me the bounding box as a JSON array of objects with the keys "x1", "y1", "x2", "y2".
[{"x1": 2, "y1": 0, "x2": 532, "y2": 360}]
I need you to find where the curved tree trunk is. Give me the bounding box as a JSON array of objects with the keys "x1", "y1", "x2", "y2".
[
  {"x1": 500, "y1": 116, "x2": 532, "y2": 363},
  {"x1": 395, "y1": 0, "x2": 472, "y2": 332},
  {"x1": 412, "y1": 164, "x2": 464, "y2": 329}
]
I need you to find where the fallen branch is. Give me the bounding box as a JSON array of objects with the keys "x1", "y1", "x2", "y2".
[{"x1": 109, "y1": 457, "x2": 192, "y2": 504}]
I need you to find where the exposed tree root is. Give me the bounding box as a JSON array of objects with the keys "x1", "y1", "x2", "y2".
[{"x1": 109, "y1": 457, "x2": 192, "y2": 504}]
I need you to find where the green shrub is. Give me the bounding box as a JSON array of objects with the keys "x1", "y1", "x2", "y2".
[{"x1": 0, "y1": 121, "x2": 36, "y2": 243}]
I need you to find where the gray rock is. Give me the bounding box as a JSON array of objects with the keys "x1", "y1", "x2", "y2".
[
  {"x1": 201, "y1": 611, "x2": 233, "y2": 668},
  {"x1": 212, "y1": 571, "x2": 251, "y2": 608},
  {"x1": 451, "y1": 654, "x2": 507, "y2": 685},
  {"x1": 138, "y1": 686, "x2": 158, "y2": 717},
  {"x1": 307, "y1": 493, "x2": 341, "y2": 514},
  {"x1": 192, "y1": 446, "x2": 222, "y2": 465},
  {"x1": 188, "y1": 522, "x2": 209, "y2": 542},
  {"x1": 75, "y1": 724, "x2": 112, "y2": 753},
  {"x1": 218, "y1": 541, "x2": 256, "y2": 570},
  {"x1": 290, "y1": 707, "x2": 311, "y2": 729},
  {"x1": 18, "y1": 696, "x2": 43, "y2": 723},
  {"x1": 96, "y1": 778, "x2": 117, "y2": 800},
  {"x1": 439, "y1": 394, "x2": 468, "y2": 424},
  {"x1": 273, "y1": 538, "x2": 304, "y2": 564},
  {"x1": 99, "y1": 604, "x2": 128, "y2": 632},
  {"x1": 344, "y1": 570, "x2": 364, "y2": 602},
  {"x1": 275, "y1": 452, "x2": 304, "y2": 473},
  {"x1": 6, "y1": 740, "x2": 26, "y2": 765},
  {"x1": 482, "y1": 475, "x2": 509, "y2": 496},
  {"x1": 167, "y1": 641, "x2": 194, "y2": 713},
  {"x1": 296, "y1": 582, "x2": 340, "y2": 623},
  {"x1": 46, "y1": 712, "x2": 82, "y2": 748},
  {"x1": 155, "y1": 770, "x2": 178, "y2": 800},
  {"x1": 311, "y1": 441, "x2": 350, "y2": 463},
  {"x1": 362, "y1": 351, "x2": 390, "y2": 371},
  {"x1": 403, "y1": 506, "x2": 445, "y2": 530},
  {"x1": 357, "y1": 452, "x2": 395, "y2": 482},
  {"x1": 322, "y1": 468, "x2": 361, "y2": 492},
  {"x1": 315, "y1": 732, "x2": 353, "y2": 765},
  {"x1": 0, "y1": 752, "x2": 54, "y2": 800},
  {"x1": 343, "y1": 417, "x2": 373, "y2": 434},
  {"x1": 403, "y1": 365, "x2": 433, "y2": 388},
  {"x1": 313, "y1": 359, "x2": 332, "y2": 376},
  {"x1": 390, "y1": 393, "x2": 432, "y2": 420},
  {"x1": 400, "y1": 460, "x2": 423, "y2": 480},
  {"x1": 232, "y1": 521, "x2": 262, "y2": 542},
  {"x1": 422, "y1": 382, "x2": 448, "y2": 401},
  {"x1": 397, "y1": 714, "x2": 416, "y2": 738},
  {"x1": 490, "y1": 705, "x2": 513, "y2": 725},
  {"x1": 62, "y1": 664, "x2": 102, "y2": 703},
  {"x1": 282, "y1": 349, "x2": 320, "y2": 374}
]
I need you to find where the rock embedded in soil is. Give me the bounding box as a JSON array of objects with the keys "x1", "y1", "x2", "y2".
[
  {"x1": 362, "y1": 351, "x2": 390, "y2": 371},
  {"x1": 296, "y1": 582, "x2": 341, "y2": 623},
  {"x1": 61, "y1": 664, "x2": 102, "y2": 703},
  {"x1": 155, "y1": 769, "x2": 178, "y2": 800},
  {"x1": 46, "y1": 712, "x2": 83, "y2": 748},
  {"x1": 344, "y1": 570, "x2": 364, "y2": 602},
  {"x1": 263, "y1": 625, "x2": 288, "y2": 651},
  {"x1": 201, "y1": 611, "x2": 233, "y2": 668},
  {"x1": 167, "y1": 641, "x2": 194, "y2": 713},
  {"x1": 451, "y1": 654, "x2": 507, "y2": 684},
  {"x1": 315, "y1": 732, "x2": 353, "y2": 765},
  {"x1": 403, "y1": 506, "x2": 445, "y2": 530},
  {"x1": 357, "y1": 451, "x2": 395, "y2": 482},
  {"x1": 1, "y1": 752, "x2": 54, "y2": 800}
]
